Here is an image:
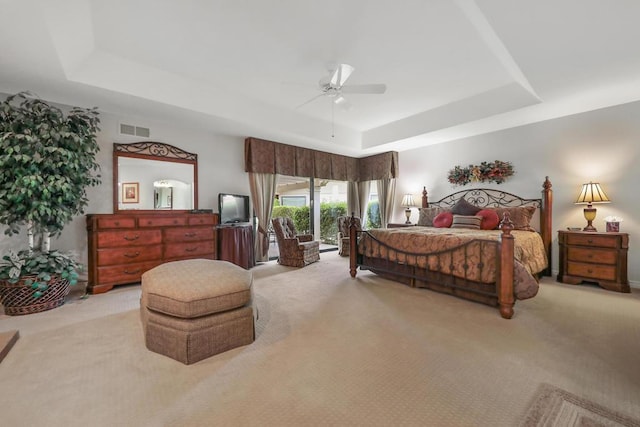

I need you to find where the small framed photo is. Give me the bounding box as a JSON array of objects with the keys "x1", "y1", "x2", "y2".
[{"x1": 122, "y1": 182, "x2": 139, "y2": 204}]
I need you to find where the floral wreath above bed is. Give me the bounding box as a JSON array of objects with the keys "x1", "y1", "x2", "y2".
[{"x1": 447, "y1": 160, "x2": 514, "y2": 186}]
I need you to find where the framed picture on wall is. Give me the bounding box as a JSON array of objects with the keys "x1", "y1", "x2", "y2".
[{"x1": 122, "y1": 182, "x2": 139, "y2": 204}]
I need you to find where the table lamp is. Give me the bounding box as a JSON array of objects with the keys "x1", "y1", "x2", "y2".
[
  {"x1": 401, "y1": 193, "x2": 415, "y2": 224},
  {"x1": 575, "y1": 182, "x2": 610, "y2": 232}
]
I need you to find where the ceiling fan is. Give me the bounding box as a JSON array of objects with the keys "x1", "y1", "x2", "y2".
[{"x1": 296, "y1": 63, "x2": 387, "y2": 110}]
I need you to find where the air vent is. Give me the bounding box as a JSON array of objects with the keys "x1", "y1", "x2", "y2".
[{"x1": 120, "y1": 123, "x2": 150, "y2": 138}]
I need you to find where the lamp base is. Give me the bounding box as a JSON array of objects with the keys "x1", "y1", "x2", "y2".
[
  {"x1": 583, "y1": 206, "x2": 597, "y2": 232},
  {"x1": 404, "y1": 208, "x2": 411, "y2": 224}
]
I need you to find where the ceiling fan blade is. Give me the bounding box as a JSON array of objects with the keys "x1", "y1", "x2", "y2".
[
  {"x1": 341, "y1": 83, "x2": 387, "y2": 94},
  {"x1": 330, "y1": 63, "x2": 354, "y2": 87},
  {"x1": 295, "y1": 93, "x2": 325, "y2": 109}
]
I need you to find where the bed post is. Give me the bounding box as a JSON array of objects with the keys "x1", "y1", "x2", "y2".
[
  {"x1": 349, "y1": 212, "x2": 358, "y2": 278},
  {"x1": 422, "y1": 186, "x2": 429, "y2": 208},
  {"x1": 541, "y1": 177, "x2": 553, "y2": 276},
  {"x1": 498, "y1": 213, "x2": 515, "y2": 319}
]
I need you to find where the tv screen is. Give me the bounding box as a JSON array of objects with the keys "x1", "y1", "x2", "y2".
[{"x1": 218, "y1": 193, "x2": 251, "y2": 224}]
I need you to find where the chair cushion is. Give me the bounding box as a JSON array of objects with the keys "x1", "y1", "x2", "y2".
[{"x1": 142, "y1": 259, "x2": 253, "y2": 319}]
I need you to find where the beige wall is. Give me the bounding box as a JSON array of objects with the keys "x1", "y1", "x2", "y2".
[
  {"x1": 393, "y1": 100, "x2": 640, "y2": 283},
  {"x1": 2, "y1": 98, "x2": 640, "y2": 283}
]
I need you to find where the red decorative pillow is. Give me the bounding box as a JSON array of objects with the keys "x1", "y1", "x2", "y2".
[
  {"x1": 433, "y1": 211, "x2": 454, "y2": 228},
  {"x1": 476, "y1": 209, "x2": 500, "y2": 230}
]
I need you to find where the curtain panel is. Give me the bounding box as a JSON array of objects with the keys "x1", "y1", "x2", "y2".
[{"x1": 244, "y1": 137, "x2": 397, "y2": 181}]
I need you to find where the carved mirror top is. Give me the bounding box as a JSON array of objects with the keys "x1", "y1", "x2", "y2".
[
  {"x1": 114, "y1": 141, "x2": 197, "y2": 161},
  {"x1": 113, "y1": 141, "x2": 198, "y2": 213}
]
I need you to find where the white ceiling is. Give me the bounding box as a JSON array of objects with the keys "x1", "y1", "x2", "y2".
[{"x1": 2, "y1": 0, "x2": 640, "y2": 157}]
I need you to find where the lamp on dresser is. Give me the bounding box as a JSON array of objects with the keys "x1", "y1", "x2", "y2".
[
  {"x1": 575, "y1": 182, "x2": 610, "y2": 232},
  {"x1": 401, "y1": 193, "x2": 415, "y2": 224}
]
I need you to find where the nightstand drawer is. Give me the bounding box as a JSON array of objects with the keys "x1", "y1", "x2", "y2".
[
  {"x1": 567, "y1": 261, "x2": 617, "y2": 281},
  {"x1": 566, "y1": 233, "x2": 618, "y2": 248},
  {"x1": 567, "y1": 247, "x2": 617, "y2": 265}
]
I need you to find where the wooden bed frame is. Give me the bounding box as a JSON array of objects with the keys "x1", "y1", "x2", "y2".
[{"x1": 349, "y1": 177, "x2": 553, "y2": 319}]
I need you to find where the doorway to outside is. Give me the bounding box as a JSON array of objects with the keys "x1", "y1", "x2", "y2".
[{"x1": 268, "y1": 177, "x2": 348, "y2": 261}]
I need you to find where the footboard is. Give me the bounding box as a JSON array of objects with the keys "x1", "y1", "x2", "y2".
[{"x1": 349, "y1": 214, "x2": 516, "y2": 319}]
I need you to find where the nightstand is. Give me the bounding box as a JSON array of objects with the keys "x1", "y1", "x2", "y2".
[
  {"x1": 387, "y1": 223, "x2": 416, "y2": 228},
  {"x1": 557, "y1": 230, "x2": 630, "y2": 293}
]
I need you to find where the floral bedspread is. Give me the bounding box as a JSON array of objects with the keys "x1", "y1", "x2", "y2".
[{"x1": 358, "y1": 227, "x2": 548, "y2": 300}]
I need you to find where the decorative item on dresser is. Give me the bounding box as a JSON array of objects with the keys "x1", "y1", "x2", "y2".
[
  {"x1": 557, "y1": 230, "x2": 629, "y2": 293},
  {"x1": 86, "y1": 212, "x2": 218, "y2": 294}
]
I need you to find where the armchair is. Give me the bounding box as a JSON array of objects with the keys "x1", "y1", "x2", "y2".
[
  {"x1": 271, "y1": 217, "x2": 320, "y2": 267},
  {"x1": 337, "y1": 215, "x2": 362, "y2": 257}
]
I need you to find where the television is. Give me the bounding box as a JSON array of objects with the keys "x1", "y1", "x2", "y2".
[{"x1": 218, "y1": 193, "x2": 251, "y2": 224}]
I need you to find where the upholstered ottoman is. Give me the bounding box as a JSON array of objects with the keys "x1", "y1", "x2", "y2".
[{"x1": 140, "y1": 259, "x2": 255, "y2": 365}]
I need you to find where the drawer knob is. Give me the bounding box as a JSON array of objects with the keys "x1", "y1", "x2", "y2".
[
  {"x1": 185, "y1": 232, "x2": 196, "y2": 237},
  {"x1": 114, "y1": 221, "x2": 120, "y2": 226},
  {"x1": 587, "y1": 239, "x2": 593, "y2": 244},
  {"x1": 185, "y1": 247, "x2": 197, "y2": 252},
  {"x1": 123, "y1": 234, "x2": 140, "y2": 241},
  {"x1": 124, "y1": 269, "x2": 141, "y2": 275},
  {"x1": 587, "y1": 254, "x2": 593, "y2": 259},
  {"x1": 173, "y1": 220, "x2": 178, "y2": 224},
  {"x1": 587, "y1": 269, "x2": 593, "y2": 274},
  {"x1": 124, "y1": 252, "x2": 140, "y2": 258}
]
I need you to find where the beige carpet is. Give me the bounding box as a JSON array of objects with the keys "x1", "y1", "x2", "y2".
[
  {"x1": 521, "y1": 383, "x2": 640, "y2": 426},
  {"x1": 1, "y1": 252, "x2": 639, "y2": 426}
]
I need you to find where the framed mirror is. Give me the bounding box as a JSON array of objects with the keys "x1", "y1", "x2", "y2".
[{"x1": 113, "y1": 142, "x2": 198, "y2": 212}]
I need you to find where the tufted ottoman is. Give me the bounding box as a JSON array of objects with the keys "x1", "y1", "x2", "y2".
[{"x1": 140, "y1": 259, "x2": 255, "y2": 365}]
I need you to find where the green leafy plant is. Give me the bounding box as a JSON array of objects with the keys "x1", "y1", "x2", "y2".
[
  {"x1": 0, "y1": 250, "x2": 79, "y2": 297},
  {"x1": 0, "y1": 92, "x2": 100, "y2": 299}
]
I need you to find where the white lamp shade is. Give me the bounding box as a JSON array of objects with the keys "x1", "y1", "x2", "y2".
[
  {"x1": 401, "y1": 194, "x2": 415, "y2": 207},
  {"x1": 575, "y1": 182, "x2": 610, "y2": 204}
]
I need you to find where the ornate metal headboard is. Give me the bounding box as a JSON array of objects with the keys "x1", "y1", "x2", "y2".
[{"x1": 428, "y1": 188, "x2": 541, "y2": 209}]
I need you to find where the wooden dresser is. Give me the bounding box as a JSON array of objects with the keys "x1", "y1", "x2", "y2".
[
  {"x1": 557, "y1": 230, "x2": 629, "y2": 293},
  {"x1": 86, "y1": 212, "x2": 218, "y2": 294}
]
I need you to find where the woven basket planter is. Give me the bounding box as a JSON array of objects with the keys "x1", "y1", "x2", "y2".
[{"x1": 0, "y1": 275, "x2": 70, "y2": 316}]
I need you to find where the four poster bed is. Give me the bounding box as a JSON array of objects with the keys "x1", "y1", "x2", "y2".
[{"x1": 348, "y1": 177, "x2": 553, "y2": 319}]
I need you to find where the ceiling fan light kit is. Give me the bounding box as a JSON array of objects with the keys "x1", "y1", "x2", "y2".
[{"x1": 298, "y1": 63, "x2": 387, "y2": 111}]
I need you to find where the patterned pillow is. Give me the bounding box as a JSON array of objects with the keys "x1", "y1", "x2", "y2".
[
  {"x1": 433, "y1": 211, "x2": 454, "y2": 228},
  {"x1": 451, "y1": 197, "x2": 482, "y2": 216},
  {"x1": 450, "y1": 214, "x2": 482, "y2": 230},
  {"x1": 494, "y1": 206, "x2": 536, "y2": 231},
  {"x1": 476, "y1": 209, "x2": 500, "y2": 230},
  {"x1": 417, "y1": 207, "x2": 449, "y2": 226}
]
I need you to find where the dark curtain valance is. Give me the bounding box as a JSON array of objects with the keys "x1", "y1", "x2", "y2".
[{"x1": 244, "y1": 137, "x2": 397, "y2": 181}]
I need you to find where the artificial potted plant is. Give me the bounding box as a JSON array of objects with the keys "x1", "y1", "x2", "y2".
[{"x1": 0, "y1": 92, "x2": 101, "y2": 315}]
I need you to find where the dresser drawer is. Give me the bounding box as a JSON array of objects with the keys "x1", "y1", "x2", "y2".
[
  {"x1": 139, "y1": 216, "x2": 188, "y2": 227},
  {"x1": 164, "y1": 241, "x2": 215, "y2": 259},
  {"x1": 566, "y1": 233, "x2": 619, "y2": 248},
  {"x1": 163, "y1": 227, "x2": 214, "y2": 242},
  {"x1": 188, "y1": 215, "x2": 216, "y2": 226},
  {"x1": 97, "y1": 261, "x2": 161, "y2": 286},
  {"x1": 567, "y1": 247, "x2": 617, "y2": 265},
  {"x1": 97, "y1": 230, "x2": 162, "y2": 248},
  {"x1": 97, "y1": 217, "x2": 136, "y2": 229},
  {"x1": 567, "y1": 261, "x2": 617, "y2": 281},
  {"x1": 97, "y1": 245, "x2": 163, "y2": 266}
]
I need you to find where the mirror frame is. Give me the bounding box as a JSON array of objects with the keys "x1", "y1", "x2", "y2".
[{"x1": 113, "y1": 141, "x2": 198, "y2": 213}]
